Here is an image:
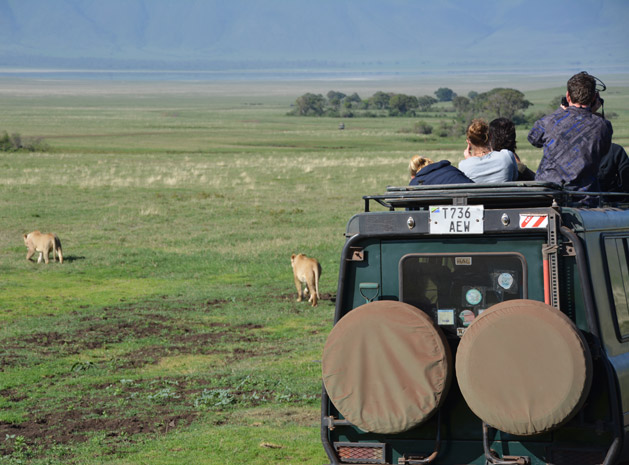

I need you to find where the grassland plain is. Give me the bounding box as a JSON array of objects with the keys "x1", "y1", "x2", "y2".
[{"x1": 0, "y1": 78, "x2": 627, "y2": 465}]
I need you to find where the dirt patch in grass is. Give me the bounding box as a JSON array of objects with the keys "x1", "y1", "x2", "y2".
[
  {"x1": 0, "y1": 305, "x2": 288, "y2": 458},
  {"x1": 19, "y1": 317, "x2": 173, "y2": 350},
  {"x1": 114, "y1": 323, "x2": 268, "y2": 369},
  {"x1": 0, "y1": 387, "x2": 28, "y2": 403},
  {"x1": 0, "y1": 372, "x2": 292, "y2": 456},
  {"x1": 0, "y1": 353, "x2": 27, "y2": 372},
  {"x1": 7, "y1": 306, "x2": 172, "y2": 345},
  {"x1": 2, "y1": 316, "x2": 268, "y2": 373},
  {"x1": 1, "y1": 305, "x2": 247, "y2": 369},
  {"x1": 0, "y1": 404, "x2": 198, "y2": 454},
  {"x1": 0, "y1": 299, "x2": 320, "y2": 460}
]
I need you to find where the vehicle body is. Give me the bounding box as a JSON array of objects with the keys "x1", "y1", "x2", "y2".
[{"x1": 321, "y1": 182, "x2": 629, "y2": 465}]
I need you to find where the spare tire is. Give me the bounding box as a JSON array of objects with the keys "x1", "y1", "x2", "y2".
[
  {"x1": 455, "y1": 299, "x2": 593, "y2": 436},
  {"x1": 322, "y1": 301, "x2": 452, "y2": 434}
]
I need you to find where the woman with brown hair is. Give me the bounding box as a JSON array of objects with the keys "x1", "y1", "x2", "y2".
[{"x1": 458, "y1": 118, "x2": 518, "y2": 183}]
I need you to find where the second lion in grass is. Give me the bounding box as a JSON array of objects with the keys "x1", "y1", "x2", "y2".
[{"x1": 291, "y1": 253, "x2": 321, "y2": 307}]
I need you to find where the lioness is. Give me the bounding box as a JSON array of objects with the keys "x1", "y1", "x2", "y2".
[
  {"x1": 23, "y1": 231, "x2": 63, "y2": 264},
  {"x1": 291, "y1": 253, "x2": 321, "y2": 307}
]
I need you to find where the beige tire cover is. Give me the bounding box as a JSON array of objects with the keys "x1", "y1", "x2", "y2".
[
  {"x1": 322, "y1": 301, "x2": 452, "y2": 434},
  {"x1": 455, "y1": 299, "x2": 593, "y2": 436}
]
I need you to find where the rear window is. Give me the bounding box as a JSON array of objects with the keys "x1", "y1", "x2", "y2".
[{"x1": 399, "y1": 253, "x2": 527, "y2": 337}]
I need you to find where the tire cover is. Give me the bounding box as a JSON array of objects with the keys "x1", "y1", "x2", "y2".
[
  {"x1": 322, "y1": 301, "x2": 452, "y2": 434},
  {"x1": 455, "y1": 299, "x2": 593, "y2": 436}
]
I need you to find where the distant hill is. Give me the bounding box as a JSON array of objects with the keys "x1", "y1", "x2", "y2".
[{"x1": 0, "y1": 0, "x2": 627, "y2": 74}]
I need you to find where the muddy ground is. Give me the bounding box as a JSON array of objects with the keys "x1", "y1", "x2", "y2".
[{"x1": 0, "y1": 294, "x2": 333, "y2": 459}]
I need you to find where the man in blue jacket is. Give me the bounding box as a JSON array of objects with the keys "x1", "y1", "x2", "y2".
[{"x1": 528, "y1": 72, "x2": 613, "y2": 202}]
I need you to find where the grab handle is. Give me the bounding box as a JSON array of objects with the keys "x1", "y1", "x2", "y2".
[{"x1": 359, "y1": 282, "x2": 380, "y2": 303}]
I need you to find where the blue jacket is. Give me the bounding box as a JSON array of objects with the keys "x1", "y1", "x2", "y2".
[
  {"x1": 529, "y1": 106, "x2": 613, "y2": 193},
  {"x1": 410, "y1": 160, "x2": 474, "y2": 186}
]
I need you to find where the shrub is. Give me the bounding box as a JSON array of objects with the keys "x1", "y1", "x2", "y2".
[
  {"x1": 436, "y1": 121, "x2": 465, "y2": 138},
  {"x1": 0, "y1": 131, "x2": 13, "y2": 151},
  {"x1": 0, "y1": 131, "x2": 49, "y2": 152},
  {"x1": 414, "y1": 121, "x2": 433, "y2": 135},
  {"x1": 23, "y1": 136, "x2": 49, "y2": 151}
]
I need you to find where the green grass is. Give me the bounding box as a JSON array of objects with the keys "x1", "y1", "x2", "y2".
[{"x1": 0, "y1": 78, "x2": 627, "y2": 464}]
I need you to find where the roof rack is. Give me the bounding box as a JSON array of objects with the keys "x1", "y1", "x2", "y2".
[{"x1": 363, "y1": 182, "x2": 629, "y2": 211}]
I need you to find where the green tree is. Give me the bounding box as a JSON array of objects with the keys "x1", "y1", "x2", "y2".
[
  {"x1": 435, "y1": 87, "x2": 457, "y2": 102},
  {"x1": 369, "y1": 91, "x2": 392, "y2": 110},
  {"x1": 468, "y1": 91, "x2": 479, "y2": 100},
  {"x1": 327, "y1": 90, "x2": 347, "y2": 110},
  {"x1": 389, "y1": 94, "x2": 418, "y2": 116},
  {"x1": 346, "y1": 92, "x2": 362, "y2": 107},
  {"x1": 293, "y1": 93, "x2": 327, "y2": 116},
  {"x1": 452, "y1": 96, "x2": 471, "y2": 113},
  {"x1": 474, "y1": 88, "x2": 531, "y2": 120},
  {"x1": 417, "y1": 95, "x2": 437, "y2": 112}
]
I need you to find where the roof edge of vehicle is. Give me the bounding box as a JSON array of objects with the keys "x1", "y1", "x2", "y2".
[
  {"x1": 350, "y1": 181, "x2": 629, "y2": 232},
  {"x1": 373, "y1": 181, "x2": 626, "y2": 206}
]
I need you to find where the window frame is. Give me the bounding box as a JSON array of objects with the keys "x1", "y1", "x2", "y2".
[
  {"x1": 602, "y1": 234, "x2": 629, "y2": 342},
  {"x1": 398, "y1": 252, "x2": 528, "y2": 336}
]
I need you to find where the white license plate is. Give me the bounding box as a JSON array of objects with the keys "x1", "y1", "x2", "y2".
[{"x1": 429, "y1": 205, "x2": 484, "y2": 234}]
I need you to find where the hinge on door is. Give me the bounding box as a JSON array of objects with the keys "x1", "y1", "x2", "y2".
[
  {"x1": 562, "y1": 241, "x2": 576, "y2": 256},
  {"x1": 347, "y1": 247, "x2": 364, "y2": 261}
]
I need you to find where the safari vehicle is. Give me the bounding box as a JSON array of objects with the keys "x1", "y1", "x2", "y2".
[{"x1": 321, "y1": 182, "x2": 629, "y2": 465}]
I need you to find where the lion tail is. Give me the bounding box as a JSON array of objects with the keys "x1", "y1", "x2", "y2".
[
  {"x1": 315, "y1": 263, "x2": 321, "y2": 299},
  {"x1": 54, "y1": 234, "x2": 63, "y2": 264}
]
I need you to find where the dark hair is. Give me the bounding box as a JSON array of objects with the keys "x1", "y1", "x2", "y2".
[
  {"x1": 489, "y1": 117, "x2": 517, "y2": 153},
  {"x1": 567, "y1": 72, "x2": 597, "y2": 106}
]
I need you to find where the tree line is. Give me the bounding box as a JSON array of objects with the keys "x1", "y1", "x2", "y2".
[
  {"x1": 289, "y1": 89, "x2": 446, "y2": 117},
  {"x1": 289, "y1": 87, "x2": 541, "y2": 136}
]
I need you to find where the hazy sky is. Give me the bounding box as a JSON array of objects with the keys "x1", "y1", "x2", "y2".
[{"x1": 1, "y1": 0, "x2": 628, "y2": 76}]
